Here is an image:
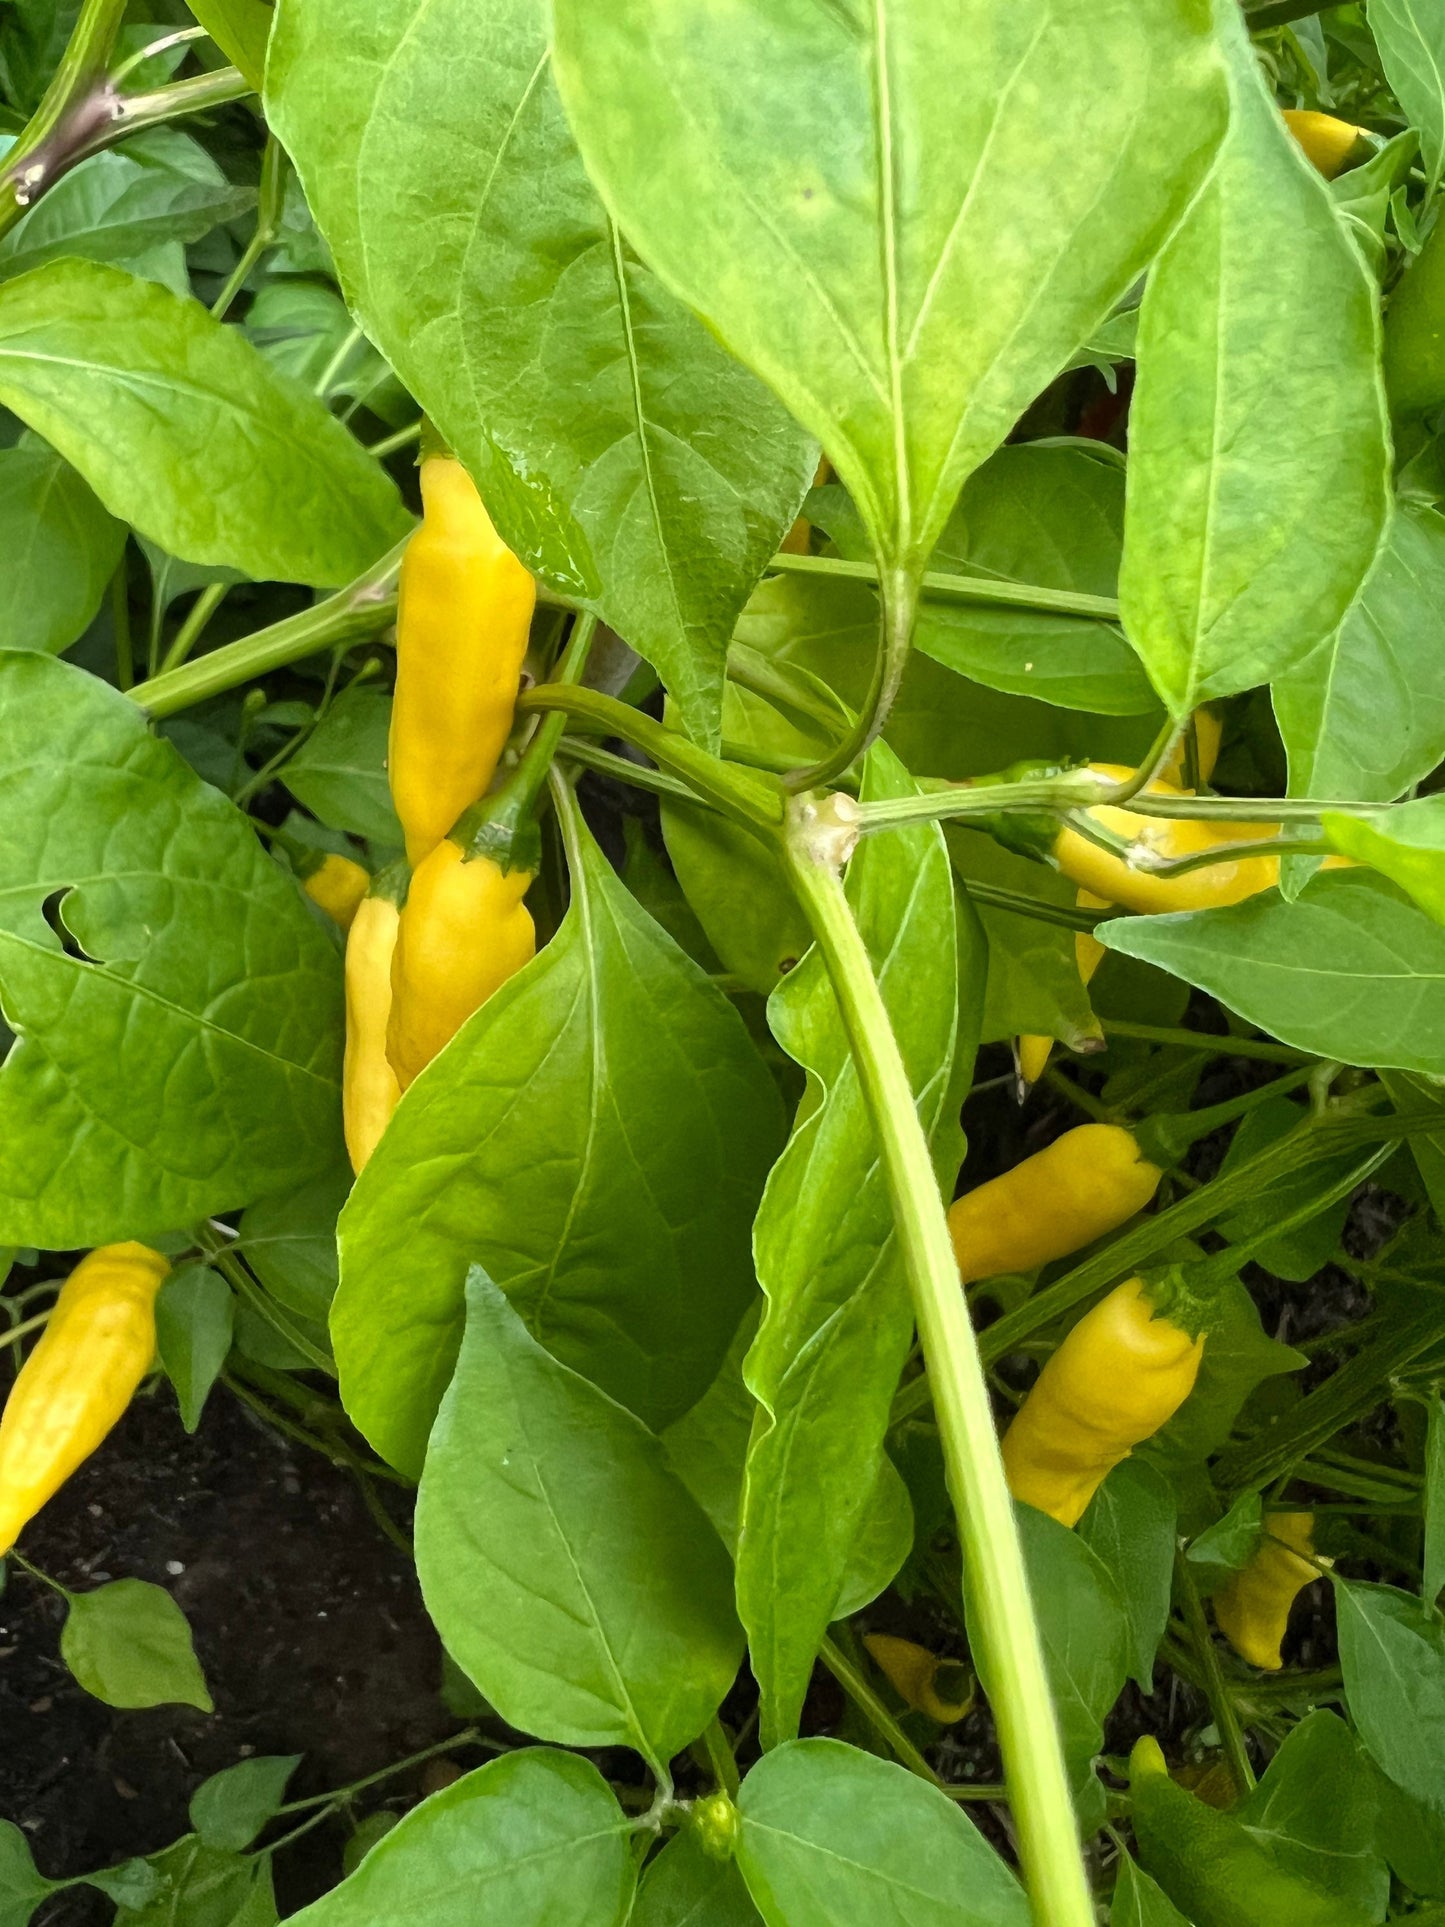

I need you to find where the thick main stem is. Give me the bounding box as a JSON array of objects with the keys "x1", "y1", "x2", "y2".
[{"x1": 783, "y1": 824, "x2": 1092, "y2": 1927}]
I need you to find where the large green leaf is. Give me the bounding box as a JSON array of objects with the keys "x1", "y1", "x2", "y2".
[
  {"x1": 281, "y1": 1751, "x2": 635, "y2": 1927},
  {"x1": 0, "y1": 441, "x2": 124, "y2": 654},
  {"x1": 1119, "y1": 4, "x2": 1390, "y2": 716},
  {"x1": 0, "y1": 652, "x2": 343, "y2": 1245},
  {"x1": 1097, "y1": 873, "x2": 1445, "y2": 1075},
  {"x1": 266, "y1": 0, "x2": 814, "y2": 746},
  {"x1": 1275, "y1": 505, "x2": 1445, "y2": 812},
  {"x1": 335, "y1": 799, "x2": 784, "y2": 1476},
  {"x1": 550, "y1": 0, "x2": 1224, "y2": 576},
  {"x1": 738, "y1": 748, "x2": 972, "y2": 1748},
  {"x1": 735, "y1": 1740, "x2": 1029, "y2": 1927},
  {"x1": 0, "y1": 259, "x2": 409, "y2": 587},
  {"x1": 1372, "y1": 0, "x2": 1445, "y2": 196},
  {"x1": 1337, "y1": 1580, "x2": 1445, "y2": 1817},
  {"x1": 417, "y1": 1270, "x2": 742, "y2": 1768},
  {"x1": 0, "y1": 131, "x2": 254, "y2": 282}
]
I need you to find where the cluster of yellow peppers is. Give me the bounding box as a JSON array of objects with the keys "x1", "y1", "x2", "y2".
[{"x1": 342, "y1": 453, "x2": 537, "y2": 1171}]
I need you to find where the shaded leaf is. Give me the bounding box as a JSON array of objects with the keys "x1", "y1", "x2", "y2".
[{"x1": 0, "y1": 441, "x2": 124, "y2": 655}]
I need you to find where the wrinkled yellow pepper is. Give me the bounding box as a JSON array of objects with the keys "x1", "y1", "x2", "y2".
[
  {"x1": 948, "y1": 1123, "x2": 1161, "y2": 1287},
  {"x1": 1213, "y1": 1513, "x2": 1323, "y2": 1670},
  {"x1": 0, "y1": 1244, "x2": 170, "y2": 1556},
  {"x1": 1001, "y1": 1276, "x2": 1204, "y2": 1527}
]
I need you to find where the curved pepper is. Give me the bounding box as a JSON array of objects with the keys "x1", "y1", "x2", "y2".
[
  {"x1": 388, "y1": 454, "x2": 536, "y2": 869},
  {"x1": 344, "y1": 868, "x2": 404, "y2": 1172},
  {"x1": 1212, "y1": 1512, "x2": 1322, "y2": 1670},
  {"x1": 386, "y1": 837, "x2": 535, "y2": 1089},
  {"x1": 949, "y1": 1123, "x2": 1161, "y2": 1287},
  {"x1": 0, "y1": 1243, "x2": 170, "y2": 1555},
  {"x1": 1054, "y1": 763, "x2": 1282, "y2": 915},
  {"x1": 863, "y1": 1632, "x2": 973, "y2": 1724},
  {"x1": 1001, "y1": 1275, "x2": 1203, "y2": 1527},
  {"x1": 1282, "y1": 108, "x2": 1366, "y2": 179},
  {"x1": 303, "y1": 852, "x2": 370, "y2": 932}
]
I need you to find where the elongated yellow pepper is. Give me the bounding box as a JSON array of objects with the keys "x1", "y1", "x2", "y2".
[
  {"x1": 344, "y1": 878, "x2": 403, "y2": 1172},
  {"x1": 0, "y1": 1244, "x2": 170, "y2": 1555},
  {"x1": 948, "y1": 1123, "x2": 1161, "y2": 1286},
  {"x1": 388, "y1": 456, "x2": 536, "y2": 869},
  {"x1": 1001, "y1": 1276, "x2": 1204, "y2": 1527},
  {"x1": 1282, "y1": 108, "x2": 1366, "y2": 179},
  {"x1": 1213, "y1": 1513, "x2": 1323, "y2": 1669},
  {"x1": 385, "y1": 839, "x2": 535, "y2": 1089},
  {"x1": 1055, "y1": 764, "x2": 1281, "y2": 915}
]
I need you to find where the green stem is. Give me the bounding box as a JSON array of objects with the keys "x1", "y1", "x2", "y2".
[
  {"x1": 556, "y1": 736, "x2": 709, "y2": 807},
  {"x1": 956, "y1": 879, "x2": 1100, "y2": 931},
  {"x1": 782, "y1": 815, "x2": 1092, "y2": 1927},
  {"x1": 110, "y1": 549, "x2": 133, "y2": 692},
  {"x1": 159, "y1": 580, "x2": 228, "y2": 674},
  {"x1": 1176, "y1": 1556, "x2": 1255, "y2": 1793},
  {"x1": 128, "y1": 537, "x2": 409, "y2": 718},
  {"x1": 9, "y1": 1551, "x2": 69, "y2": 1597},
  {"x1": 0, "y1": 0, "x2": 126, "y2": 239},
  {"x1": 786, "y1": 566, "x2": 917, "y2": 790},
  {"x1": 1141, "y1": 835, "x2": 1330, "y2": 878},
  {"x1": 700, "y1": 1717, "x2": 741, "y2": 1799},
  {"x1": 520, "y1": 683, "x2": 784, "y2": 833},
  {"x1": 275, "y1": 1728, "x2": 488, "y2": 1815},
  {"x1": 199, "y1": 1232, "x2": 337, "y2": 1380},
  {"x1": 65, "y1": 67, "x2": 251, "y2": 177},
  {"x1": 211, "y1": 135, "x2": 285, "y2": 320},
  {"x1": 1100, "y1": 1020, "x2": 1311, "y2": 1065},
  {"x1": 768, "y1": 548, "x2": 1120, "y2": 623},
  {"x1": 0, "y1": 1308, "x2": 51, "y2": 1350},
  {"x1": 855, "y1": 765, "x2": 1113, "y2": 836},
  {"x1": 316, "y1": 323, "x2": 364, "y2": 400},
  {"x1": 367, "y1": 418, "x2": 424, "y2": 460},
  {"x1": 818, "y1": 1634, "x2": 943, "y2": 1787}
]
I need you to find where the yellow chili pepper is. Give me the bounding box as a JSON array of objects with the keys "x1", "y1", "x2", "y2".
[
  {"x1": 1282, "y1": 108, "x2": 1366, "y2": 179},
  {"x1": 386, "y1": 836, "x2": 535, "y2": 1089},
  {"x1": 388, "y1": 454, "x2": 536, "y2": 869},
  {"x1": 0, "y1": 1244, "x2": 170, "y2": 1556},
  {"x1": 1212, "y1": 1512, "x2": 1323, "y2": 1670},
  {"x1": 1055, "y1": 763, "x2": 1281, "y2": 915},
  {"x1": 863, "y1": 1633, "x2": 973, "y2": 1724},
  {"x1": 1001, "y1": 1276, "x2": 1204, "y2": 1527},
  {"x1": 344, "y1": 868, "x2": 404, "y2": 1172},
  {"x1": 948, "y1": 1123, "x2": 1161, "y2": 1286},
  {"x1": 303, "y1": 852, "x2": 370, "y2": 932}
]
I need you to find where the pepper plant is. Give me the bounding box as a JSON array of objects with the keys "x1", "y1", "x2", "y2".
[{"x1": 5, "y1": 0, "x2": 1445, "y2": 1922}]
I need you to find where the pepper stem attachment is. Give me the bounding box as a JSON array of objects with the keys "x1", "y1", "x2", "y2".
[{"x1": 449, "y1": 612, "x2": 598, "y2": 874}]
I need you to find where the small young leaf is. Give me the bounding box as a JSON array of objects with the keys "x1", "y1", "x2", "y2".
[
  {"x1": 1186, "y1": 1491, "x2": 1264, "y2": 1591},
  {"x1": 416, "y1": 1269, "x2": 741, "y2": 1769},
  {"x1": 190, "y1": 1757, "x2": 301, "y2": 1853},
  {"x1": 279, "y1": 1751, "x2": 635, "y2": 1927},
  {"x1": 0, "y1": 1822, "x2": 53, "y2": 1927},
  {"x1": 156, "y1": 1265, "x2": 234, "y2": 1435},
  {"x1": 735, "y1": 1739, "x2": 1028, "y2": 1927},
  {"x1": 83, "y1": 1860, "x2": 161, "y2": 1912},
  {"x1": 61, "y1": 1580, "x2": 212, "y2": 1712},
  {"x1": 1322, "y1": 797, "x2": 1445, "y2": 929},
  {"x1": 632, "y1": 1833, "x2": 760, "y2": 1927},
  {"x1": 116, "y1": 1838, "x2": 273, "y2": 1927}
]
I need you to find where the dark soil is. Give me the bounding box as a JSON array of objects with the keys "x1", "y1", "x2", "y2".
[{"x1": 0, "y1": 1389, "x2": 456, "y2": 1918}]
